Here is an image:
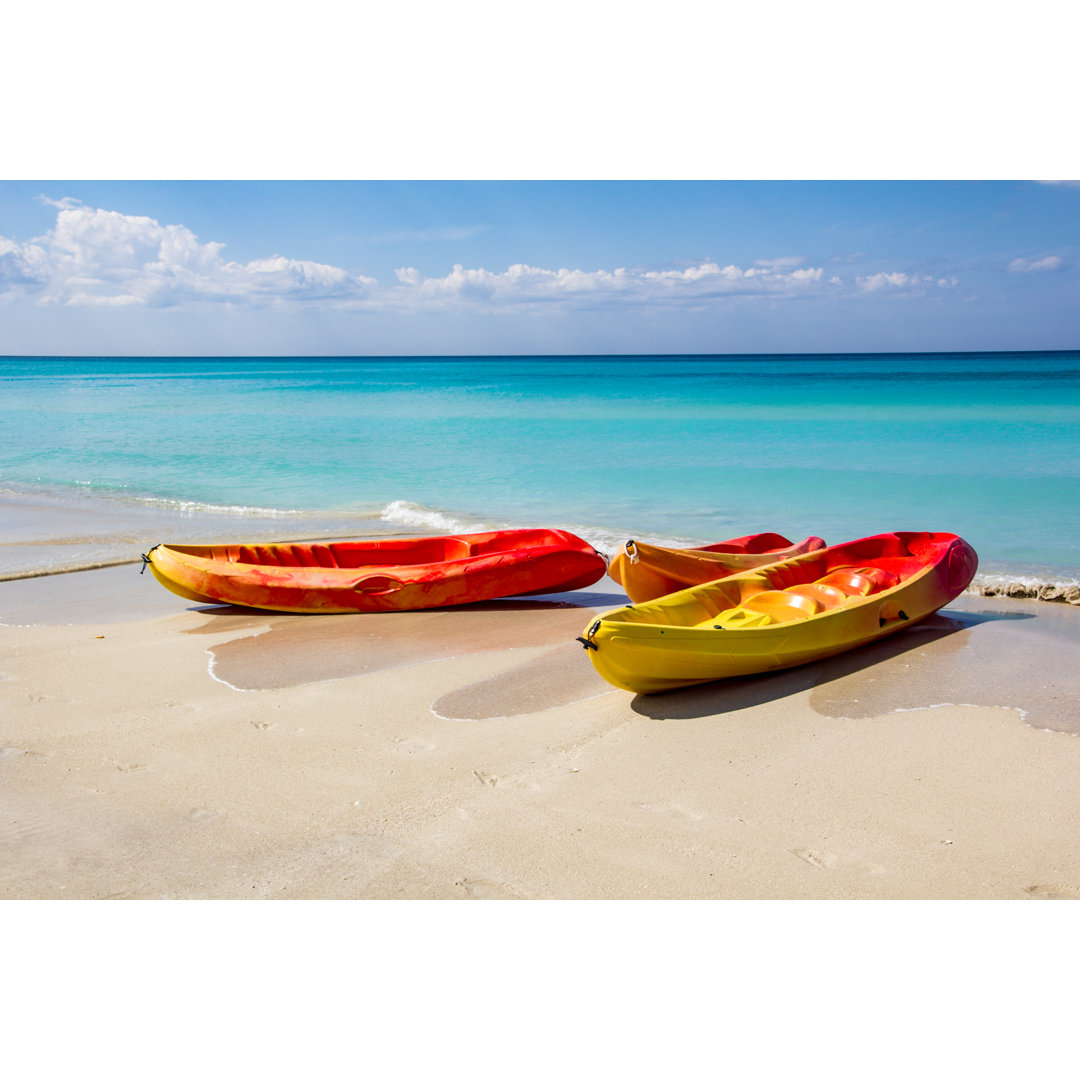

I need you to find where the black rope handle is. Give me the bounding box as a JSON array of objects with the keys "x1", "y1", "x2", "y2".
[{"x1": 577, "y1": 619, "x2": 603, "y2": 650}]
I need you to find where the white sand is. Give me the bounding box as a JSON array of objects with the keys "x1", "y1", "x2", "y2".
[{"x1": 4, "y1": 567, "x2": 1080, "y2": 900}]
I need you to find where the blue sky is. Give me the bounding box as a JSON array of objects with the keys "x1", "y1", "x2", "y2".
[
  {"x1": 1, "y1": 180, "x2": 1076, "y2": 354},
  {"x1": 2, "y1": 2, "x2": 1077, "y2": 357}
]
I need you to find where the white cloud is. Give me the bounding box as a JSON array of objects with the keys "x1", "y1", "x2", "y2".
[
  {"x1": 642, "y1": 263, "x2": 742, "y2": 284},
  {"x1": 855, "y1": 271, "x2": 958, "y2": 292},
  {"x1": 1, "y1": 203, "x2": 375, "y2": 308},
  {"x1": 0, "y1": 235, "x2": 51, "y2": 285},
  {"x1": 37, "y1": 194, "x2": 84, "y2": 210},
  {"x1": 1008, "y1": 254, "x2": 1064, "y2": 272},
  {"x1": 857, "y1": 271, "x2": 914, "y2": 291},
  {"x1": 390, "y1": 259, "x2": 829, "y2": 309}
]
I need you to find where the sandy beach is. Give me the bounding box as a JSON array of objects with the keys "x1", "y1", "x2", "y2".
[{"x1": 4, "y1": 553, "x2": 1080, "y2": 901}]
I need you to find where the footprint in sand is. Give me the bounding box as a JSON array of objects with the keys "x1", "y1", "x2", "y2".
[
  {"x1": 632, "y1": 801, "x2": 706, "y2": 822},
  {"x1": 453, "y1": 876, "x2": 523, "y2": 899},
  {"x1": 1024, "y1": 885, "x2": 1080, "y2": 900},
  {"x1": 792, "y1": 848, "x2": 886, "y2": 874},
  {"x1": 390, "y1": 735, "x2": 436, "y2": 754}
]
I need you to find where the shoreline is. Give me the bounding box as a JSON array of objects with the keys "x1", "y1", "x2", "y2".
[
  {"x1": 4, "y1": 486, "x2": 1079, "y2": 592},
  {"x1": 4, "y1": 553, "x2": 1079, "y2": 610}
]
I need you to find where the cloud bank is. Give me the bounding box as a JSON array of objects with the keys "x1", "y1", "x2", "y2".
[
  {"x1": 0, "y1": 202, "x2": 375, "y2": 308},
  {"x1": 0, "y1": 199, "x2": 974, "y2": 316},
  {"x1": 389, "y1": 259, "x2": 830, "y2": 309}
]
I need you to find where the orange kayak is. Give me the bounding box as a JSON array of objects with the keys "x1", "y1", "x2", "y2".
[
  {"x1": 143, "y1": 528, "x2": 607, "y2": 613},
  {"x1": 580, "y1": 532, "x2": 978, "y2": 694},
  {"x1": 608, "y1": 532, "x2": 827, "y2": 602}
]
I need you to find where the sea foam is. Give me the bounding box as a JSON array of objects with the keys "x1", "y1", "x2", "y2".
[{"x1": 379, "y1": 500, "x2": 479, "y2": 534}]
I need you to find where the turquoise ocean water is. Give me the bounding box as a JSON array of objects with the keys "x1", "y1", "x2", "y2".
[{"x1": 2, "y1": 352, "x2": 1078, "y2": 584}]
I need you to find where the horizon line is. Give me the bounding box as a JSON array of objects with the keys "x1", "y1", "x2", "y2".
[{"x1": 2, "y1": 348, "x2": 1077, "y2": 361}]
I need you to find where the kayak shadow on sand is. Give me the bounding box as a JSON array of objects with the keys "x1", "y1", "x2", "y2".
[
  {"x1": 187, "y1": 592, "x2": 620, "y2": 693},
  {"x1": 628, "y1": 607, "x2": 1035, "y2": 721},
  {"x1": 183, "y1": 588, "x2": 621, "y2": 624}
]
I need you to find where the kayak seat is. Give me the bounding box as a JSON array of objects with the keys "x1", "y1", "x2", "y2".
[
  {"x1": 742, "y1": 589, "x2": 822, "y2": 622},
  {"x1": 709, "y1": 589, "x2": 823, "y2": 628},
  {"x1": 786, "y1": 582, "x2": 849, "y2": 610},
  {"x1": 851, "y1": 566, "x2": 900, "y2": 591},
  {"x1": 867, "y1": 567, "x2": 900, "y2": 590},
  {"x1": 817, "y1": 567, "x2": 900, "y2": 596}
]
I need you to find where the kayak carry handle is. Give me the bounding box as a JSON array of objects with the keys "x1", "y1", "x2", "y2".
[
  {"x1": 878, "y1": 608, "x2": 910, "y2": 628},
  {"x1": 140, "y1": 545, "x2": 160, "y2": 574},
  {"x1": 352, "y1": 575, "x2": 406, "y2": 594}
]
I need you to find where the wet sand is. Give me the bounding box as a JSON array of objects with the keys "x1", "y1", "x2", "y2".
[{"x1": 4, "y1": 560, "x2": 1080, "y2": 900}]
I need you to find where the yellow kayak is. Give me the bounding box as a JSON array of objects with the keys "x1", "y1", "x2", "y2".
[{"x1": 578, "y1": 532, "x2": 978, "y2": 694}]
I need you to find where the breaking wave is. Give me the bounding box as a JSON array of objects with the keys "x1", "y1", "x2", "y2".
[{"x1": 378, "y1": 500, "x2": 478, "y2": 533}]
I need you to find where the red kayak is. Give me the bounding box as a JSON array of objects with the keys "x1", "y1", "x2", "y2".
[
  {"x1": 608, "y1": 532, "x2": 827, "y2": 603},
  {"x1": 144, "y1": 528, "x2": 607, "y2": 613}
]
